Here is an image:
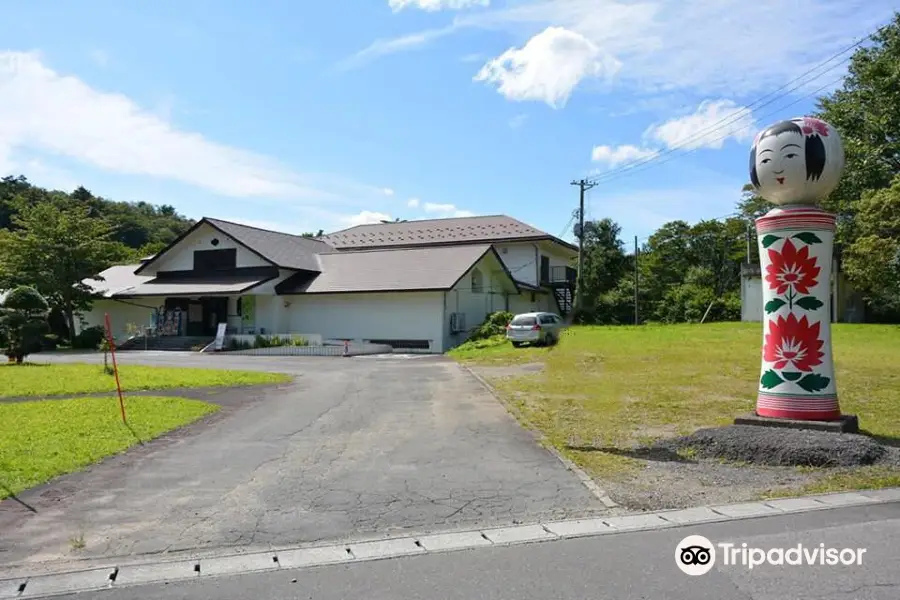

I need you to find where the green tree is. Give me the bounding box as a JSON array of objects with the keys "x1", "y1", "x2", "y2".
[
  {"x1": 639, "y1": 217, "x2": 747, "y2": 322},
  {"x1": 842, "y1": 175, "x2": 900, "y2": 317},
  {"x1": 0, "y1": 201, "x2": 131, "y2": 340},
  {"x1": 301, "y1": 229, "x2": 324, "y2": 238},
  {"x1": 815, "y1": 12, "x2": 900, "y2": 243},
  {"x1": 575, "y1": 217, "x2": 630, "y2": 322},
  {"x1": 0, "y1": 286, "x2": 50, "y2": 363}
]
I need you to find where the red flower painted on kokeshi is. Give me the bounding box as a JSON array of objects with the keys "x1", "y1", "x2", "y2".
[
  {"x1": 763, "y1": 313, "x2": 824, "y2": 372},
  {"x1": 765, "y1": 239, "x2": 820, "y2": 295},
  {"x1": 801, "y1": 117, "x2": 829, "y2": 137}
]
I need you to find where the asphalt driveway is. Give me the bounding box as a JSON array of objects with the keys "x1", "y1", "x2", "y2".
[{"x1": 0, "y1": 352, "x2": 606, "y2": 570}]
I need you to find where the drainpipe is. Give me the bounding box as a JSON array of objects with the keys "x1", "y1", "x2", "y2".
[{"x1": 442, "y1": 291, "x2": 447, "y2": 351}]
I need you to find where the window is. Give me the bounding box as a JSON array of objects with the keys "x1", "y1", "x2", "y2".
[
  {"x1": 510, "y1": 315, "x2": 536, "y2": 326},
  {"x1": 471, "y1": 268, "x2": 483, "y2": 293},
  {"x1": 194, "y1": 248, "x2": 237, "y2": 271},
  {"x1": 540, "y1": 256, "x2": 550, "y2": 282}
]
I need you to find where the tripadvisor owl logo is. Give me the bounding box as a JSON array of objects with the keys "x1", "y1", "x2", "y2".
[
  {"x1": 676, "y1": 535, "x2": 716, "y2": 576},
  {"x1": 675, "y1": 535, "x2": 868, "y2": 574}
]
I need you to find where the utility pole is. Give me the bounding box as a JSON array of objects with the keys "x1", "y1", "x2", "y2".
[
  {"x1": 634, "y1": 235, "x2": 639, "y2": 325},
  {"x1": 570, "y1": 179, "x2": 596, "y2": 317}
]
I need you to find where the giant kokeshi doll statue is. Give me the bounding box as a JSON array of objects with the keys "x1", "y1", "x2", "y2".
[{"x1": 749, "y1": 117, "x2": 845, "y2": 421}]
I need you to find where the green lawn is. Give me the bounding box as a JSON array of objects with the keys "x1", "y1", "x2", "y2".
[
  {"x1": 451, "y1": 323, "x2": 900, "y2": 492},
  {"x1": 0, "y1": 396, "x2": 218, "y2": 499},
  {"x1": 0, "y1": 363, "x2": 291, "y2": 398}
]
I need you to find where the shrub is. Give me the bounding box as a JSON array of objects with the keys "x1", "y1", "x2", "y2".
[
  {"x1": 228, "y1": 337, "x2": 253, "y2": 350},
  {"x1": 72, "y1": 325, "x2": 106, "y2": 349},
  {"x1": 0, "y1": 286, "x2": 50, "y2": 363},
  {"x1": 470, "y1": 311, "x2": 515, "y2": 341}
]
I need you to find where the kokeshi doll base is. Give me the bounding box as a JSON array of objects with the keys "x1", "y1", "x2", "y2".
[{"x1": 755, "y1": 206, "x2": 841, "y2": 421}]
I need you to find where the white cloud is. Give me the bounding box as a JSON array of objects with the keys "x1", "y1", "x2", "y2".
[
  {"x1": 474, "y1": 26, "x2": 620, "y2": 108},
  {"x1": 356, "y1": 0, "x2": 891, "y2": 100},
  {"x1": 423, "y1": 202, "x2": 475, "y2": 217},
  {"x1": 337, "y1": 26, "x2": 456, "y2": 71},
  {"x1": 0, "y1": 51, "x2": 364, "y2": 200},
  {"x1": 343, "y1": 210, "x2": 394, "y2": 226},
  {"x1": 407, "y1": 197, "x2": 420, "y2": 208},
  {"x1": 591, "y1": 99, "x2": 754, "y2": 168},
  {"x1": 461, "y1": 53, "x2": 485, "y2": 63},
  {"x1": 382, "y1": 187, "x2": 395, "y2": 196},
  {"x1": 644, "y1": 99, "x2": 755, "y2": 150},
  {"x1": 591, "y1": 144, "x2": 657, "y2": 167},
  {"x1": 389, "y1": 0, "x2": 489, "y2": 11},
  {"x1": 424, "y1": 202, "x2": 456, "y2": 212}
]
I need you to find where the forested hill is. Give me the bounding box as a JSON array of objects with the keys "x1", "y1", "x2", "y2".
[{"x1": 0, "y1": 175, "x2": 194, "y2": 261}]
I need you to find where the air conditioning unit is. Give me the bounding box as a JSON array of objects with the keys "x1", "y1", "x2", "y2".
[{"x1": 450, "y1": 312, "x2": 467, "y2": 333}]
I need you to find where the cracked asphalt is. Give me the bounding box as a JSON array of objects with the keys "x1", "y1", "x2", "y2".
[{"x1": 0, "y1": 352, "x2": 606, "y2": 569}]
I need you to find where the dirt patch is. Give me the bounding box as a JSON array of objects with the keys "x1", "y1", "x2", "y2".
[
  {"x1": 568, "y1": 426, "x2": 900, "y2": 512},
  {"x1": 602, "y1": 460, "x2": 822, "y2": 512}
]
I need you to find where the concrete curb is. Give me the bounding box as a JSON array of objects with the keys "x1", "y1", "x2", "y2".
[
  {"x1": 2, "y1": 488, "x2": 898, "y2": 598},
  {"x1": 459, "y1": 364, "x2": 618, "y2": 508}
]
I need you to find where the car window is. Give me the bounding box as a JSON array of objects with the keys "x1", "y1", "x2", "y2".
[
  {"x1": 511, "y1": 316, "x2": 536, "y2": 326},
  {"x1": 539, "y1": 315, "x2": 553, "y2": 324}
]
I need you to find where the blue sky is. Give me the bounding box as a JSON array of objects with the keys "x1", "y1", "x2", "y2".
[{"x1": 0, "y1": 0, "x2": 896, "y2": 245}]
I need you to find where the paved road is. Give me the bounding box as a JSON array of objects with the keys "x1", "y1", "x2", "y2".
[
  {"x1": 51, "y1": 501, "x2": 900, "y2": 600},
  {"x1": 0, "y1": 353, "x2": 605, "y2": 569}
]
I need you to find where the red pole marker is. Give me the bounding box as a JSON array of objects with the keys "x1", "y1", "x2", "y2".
[{"x1": 104, "y1": 313, "x2": 127, "y2": 424}]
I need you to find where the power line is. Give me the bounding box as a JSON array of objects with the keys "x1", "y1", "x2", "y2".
[
  {"x1": 589, "y1": 65, "x2": 849, "y2": 186},
  {"x1": 557, "y1": 212, "x2": 576, "y2": 239},
  {"x1": 580, "y1": 19, "x2": 889, "y2": 186},
  {"x1": 588, "y1": 73, "x2": 847, "y2": 187}
]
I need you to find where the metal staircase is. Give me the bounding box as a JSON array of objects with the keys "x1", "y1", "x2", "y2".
[{"x1": 553, "y1": 286, "x2": 573, "y2": 316}]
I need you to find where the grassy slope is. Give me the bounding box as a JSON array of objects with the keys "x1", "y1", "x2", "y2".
[
  {"x1": 451, "y1": 323, "x2": 900, "y2": 491},
  {"x1": 0, "y1": 363, "x2": 290, "y2": 397},
  {"x1": 0, "y1": 396, "x2": 219, "y2": 499}
]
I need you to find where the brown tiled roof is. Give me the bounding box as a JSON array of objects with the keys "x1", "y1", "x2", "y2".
[
  {"x1": 278, "y1": 244, "x2": 511, "y2": 294},
  {"x1": 204, "y1": 218, "x2": 333, "y2": 271},
  {"x1": 322, "y1": 215, "x2": 574, "y2": 250}
]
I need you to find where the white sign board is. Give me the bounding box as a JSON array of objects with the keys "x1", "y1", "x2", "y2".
[{"x1": 214, "y1": 323, "x2": 227, "y2": 351}]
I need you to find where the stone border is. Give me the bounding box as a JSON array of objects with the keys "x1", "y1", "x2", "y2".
[{"x1": 2, "y1": 489, "x2": 897, "y2": 598}]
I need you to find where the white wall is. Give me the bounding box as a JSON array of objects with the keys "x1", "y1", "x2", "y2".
[
  {"x1": 538, "y1": 240, "x2": 577, "y2": 278},
  {"x1": 443, "y1": 253, "x2": 517, "y2": 350},
  {"x1": 741, "y1": 275, "x2": 763, "y2": 322},
  {"x1": 494, "y1": 242, "x2": 538, "y2": 285},
  {"x1": 232, "y1": 270, "x2": 296, "y2": 334},
  {"x1": 78, "y1": 299, "x2": 158, "y2": 342},
  {"x1": 284, "y1": 292, "x2": 445, "y2": 352},
  {"x1": 507, "y1": 290, "x2": 555, "y2": 316},
  {"x1": 145, "y1": 223, "x2": 270, "y2": 273}
]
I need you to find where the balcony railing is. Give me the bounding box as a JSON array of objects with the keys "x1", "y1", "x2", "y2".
[{"x1": 542, "y1": 265, "x2": 576, "y2": 285}]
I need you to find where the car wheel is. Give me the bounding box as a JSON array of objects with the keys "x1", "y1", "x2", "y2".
[{"x1": 511, "y1": 342, "x2": 522, "y2": 348}]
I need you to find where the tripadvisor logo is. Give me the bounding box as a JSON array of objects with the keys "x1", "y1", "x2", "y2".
[{"x1": 676, "y1": 535, "x2": 867, "y2": 575}]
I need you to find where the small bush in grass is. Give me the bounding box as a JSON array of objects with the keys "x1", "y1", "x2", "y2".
[
  {"x1": 470, "y1": 311, "x2": 515, "y2": 341},
  {"x1": 72, "y1": 325, "x2": 105, "y2": 349}
]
